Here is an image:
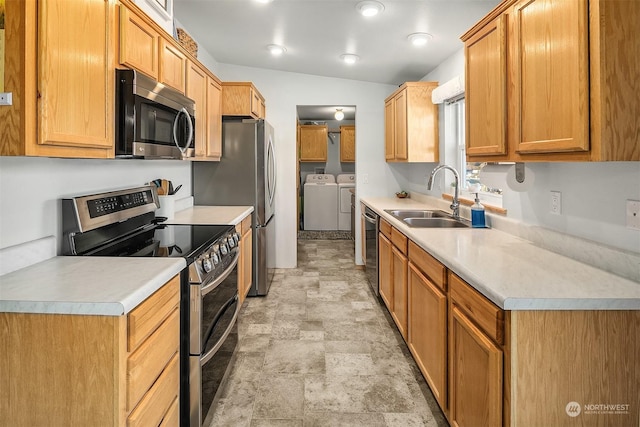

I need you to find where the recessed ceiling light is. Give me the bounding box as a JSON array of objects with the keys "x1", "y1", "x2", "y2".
[
  {"x1": 356, "y1": 1, "x2": 385, "y2": 17},
  {"x1": 340, "y1": 54, "x2": 360, "y2": 65},
  {"x1": 267, "y1": 44, "x2": 286, "y2": 56},
  {"x1": 407, "y1": 33, "x2": 433, "y2": 47},
  {"x1": 254, "y1": 0, "x2": 273, "y2": 3}
]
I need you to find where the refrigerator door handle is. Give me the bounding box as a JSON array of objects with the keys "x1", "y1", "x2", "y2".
[{"x1": 267, "y1": 134, "x2": 277, "y2": 206}]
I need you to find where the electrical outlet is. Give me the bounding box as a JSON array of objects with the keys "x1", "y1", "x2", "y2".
[
  {"x1": 0, "y1": 92, "x2": 13, "y2": 106},
  {"x1": 550, "y1": 191, "x2": 562, "y2": 215},
  {"x1": 362, "y1": 173, "x2": 369, "y2": 184},
  {"x1": 627, "y1": 200, "x2": 640, "y2": 230}
]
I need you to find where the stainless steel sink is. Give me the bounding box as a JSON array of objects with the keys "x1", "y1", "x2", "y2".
[
  {"x1": 384, "y1": 209, "x2": 450, "y2": 220},
  {"x1": 403, "y1": 217, "x2": 471, "y2": 228}
]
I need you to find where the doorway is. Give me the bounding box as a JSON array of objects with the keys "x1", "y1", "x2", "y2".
[{"x1": 296, "y1": 105, "x2": 356, "y2": 238}]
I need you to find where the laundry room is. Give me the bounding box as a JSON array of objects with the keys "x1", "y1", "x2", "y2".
[{"x1": 296, "y1": 105, "x2": 356, "y2": 235}]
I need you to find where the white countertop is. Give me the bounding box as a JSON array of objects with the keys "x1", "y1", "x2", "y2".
[
  {"x1": 361, "y1": 197, "x2": 640, "y2": 310},
  {"x1": 0, "y1": 257, "x2": 185, "y2": 316},
  {"x1": 0, "y1": 205, "x2": 253, "y2": 316},
  {"x1": 166, "y1": 205, "x2": 253, "y2": 225}
]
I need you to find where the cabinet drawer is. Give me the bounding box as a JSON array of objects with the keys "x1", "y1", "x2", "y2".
[
  {"x1": 391, "y1": 227, "x2": 408, "y2": 255},
  {"x1": 449, "y1": 272, "x2": 504, "y2": 345},
  {"x1": 379, "y1": 218, "x2": 392, "y2": 239},
  {"x1": 127, "y1": 353, "x2": 179, "y2": 427},
  {"x1": 127, "y1": 308, "x2": 179, "y2": 411},
  {"x1": 128, "y1": 275, "x2": 180, "y2": 351},
  {"x1": 241, "y1": 215, "x2": 252, "y2": 234},
  {"x1": 408, "y1": 240, "x2": 446, "y2": 291}
]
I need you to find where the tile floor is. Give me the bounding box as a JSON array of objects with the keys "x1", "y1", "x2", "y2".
[{"x1": 209, "y1": 239, "x2": 449, "y2": 426}]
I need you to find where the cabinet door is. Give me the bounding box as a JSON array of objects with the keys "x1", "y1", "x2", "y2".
[
  {"x1": 340, "y1": 125, "x2": 355, "y2": 162},
  {"x1": 250, "y1": 87, "x2": 261, "y2": 118},
  {"x1": 38, "y1": 0, "x2": 114, "y2": 153},
  {"x1": 119, "y1": 5, "x2": 158, "y2": 79},
  {"x1": 159, "y1": 38, "x2": 186, "y2": 93},
  {"x1": 449, "y1": 306, "x2": 502, "y2": 427},
  {"x1": 378, "y1": 233, "x2": 393, "y2": 311},
  {"x1": 391, "y1": 245, "x2": 408, "y2": 340},
  {"x1": 465, "y1": 14, "x2": 507, "y2": 157},
  {"x1": 384, "y1": 99, "x2": 395, "y2": 160},
  {"x1": 299, "y1": 125, "x2": 327, "y2": 161},
  {"x1": 514, "y1": 0, "x2": 589, "y2": 154},
  {"x1": 408, "y1": 263, "x2": 447, "y2": 409},
  {"x1": 186, "y1": 61, "x2": 207, "y2": 158},
  {"x1": 393, "y1": 90, "x2": 408, "y2": 160},
  {"x1": 206, "y1": 77, "x2": 222, "y2": 159}
]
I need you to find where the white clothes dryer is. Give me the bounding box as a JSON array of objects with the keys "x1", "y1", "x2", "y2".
[
  {"x1": 303, "y1": 174, "x2": 337, "y2": 230},
  {"x1": 337, "y1": 174, "x2": 355, "y2": 231}
]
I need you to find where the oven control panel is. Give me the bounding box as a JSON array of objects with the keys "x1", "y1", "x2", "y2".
[
  {"x1": 189, "y1": 230, "x2": 240, "y2": 285},
  {"x1": 87, "y1": 190, "x2": 154, "y2": 218}
]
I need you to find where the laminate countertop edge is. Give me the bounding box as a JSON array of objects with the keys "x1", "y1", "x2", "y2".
[{"x1": 361, "y1": 197, "x2": 640, "y2": 311}]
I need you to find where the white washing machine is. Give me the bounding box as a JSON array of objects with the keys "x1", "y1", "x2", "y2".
[
  {"x1": 337, "y1": 174, "x2": 355, "y2": 231},
  {"x1": 304, "y1": 174, "x2": 337, "y2": 230}
]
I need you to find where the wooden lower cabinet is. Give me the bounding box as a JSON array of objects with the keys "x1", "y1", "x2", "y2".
[
  {"x1": 391, "y1": 244, "x2": 408, "y2": 339},
  {"x1": 0, "y1": 275, "x2": 181, "y2": 426},
  {"x1": 408, "y1": 263, "x2": 448, "y2": 409},
  {"x1": 378, "y1": 232, "x2": 393, "y2": 311},
  {"x1": 238, "y1": 215, "x2": 253, "y2": 306},
  {"x1": 449, "y1": 306, "x2": 503, "y2": 427}
]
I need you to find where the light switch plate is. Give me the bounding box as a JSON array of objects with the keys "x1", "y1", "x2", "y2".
[
  {"x1": 627, "y1": 200, "x2": 640, "y2": 230},
  {"x1": 0, "y1": 93, "x2": 13, "y2": 106}
]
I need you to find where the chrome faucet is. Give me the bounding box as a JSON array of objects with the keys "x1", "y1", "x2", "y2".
[{"x1": 427, "y1": 165, "x2": 460, "y2": 219}]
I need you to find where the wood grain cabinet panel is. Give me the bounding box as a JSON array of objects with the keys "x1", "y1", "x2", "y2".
[
  {"x1": 221, "y1": 82, "x2": 266, "y2": 119},
  {"x1": 206, "y1": 76, "x2": 223, "y2": 159},
  {"x1": 339, "y1": 125, "x2": 356, "y2": 162},
  {"x1": 119, "y1": 4, "x2": 158, "y2": 79},
  {"x1": 187, "y1": 61, "x2": 208, "y2": 157},
  {"x1": 384, "y1": 82, "x2": 439, "y2": 162},
  {"x1": 391, "y1": 244, "x2": 408, "y2": 340},
  {"x1": 159, "y1": 38, "x2": 187, "y2": 93},
  {"x1": 299, "y1": 124, "x2": 328, "y2": 162},
  {"x1": 408, "y1": 263, "x2": 448, "y2": 410},
  {"x1": 462, "y1": 0, "x2": 639, "y2": 162},
  {"x1": 378, "y1": 232, "x2": 393, "y2": 311}
]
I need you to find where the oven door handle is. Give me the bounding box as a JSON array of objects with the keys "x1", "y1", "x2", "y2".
[
  {"x1": 200, "y1": 250, "x2": 240, "y2": 297},
  {"x1": 201, "y1": 293, "x2": 239, "y2": 362}
]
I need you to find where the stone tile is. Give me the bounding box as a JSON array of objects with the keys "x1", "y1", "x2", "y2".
[
  {"x1": 303, "y1": 412, "x2": 386, "y2": 427},
  {"x1": 324, "y1": 340, "x2": 372, "y2": 354},
  {"x1": 251, "y1": 419, "x2": 303, "y2": 427},
  {"x1": 253, "y1": 374, "x2": 305, "y2": 419},
  {"x1": 274, "y1": 302, "x2": 308, "y2": 321},
  {"x1": 271, "y1": 320, "x2": 301, "y2": 340},
  {"x1": 238, "y1": 334, "x2": 271, "y2": 353},
  {"x1": 263, "y1": 340, "x2": 326, "y2": 374},
  {"x1": 325, "y1": 353, "x2": 376, "y2": 376},
  {"x1": 300, "y1": 330, "x2": 324, "y2": 341},
  {"x1": 247, "y1": 323, "x2": 273, "y2": 335},
  {"x1": 225, "y1": 352, "x2": 266, "y2": 384},
  {"x1": 323, "y1": 320, "x2": 387, "y2": 342},
  {"x1": 383, "y1": 413, "x2": 430, "y2": 427}
]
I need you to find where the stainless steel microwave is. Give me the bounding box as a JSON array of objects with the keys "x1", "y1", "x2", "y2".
[{"x1": 115, "y1": 69, "x2": 195, "y2": 159}]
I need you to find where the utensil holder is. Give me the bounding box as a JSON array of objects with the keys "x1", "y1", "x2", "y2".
[{"x1": 156, "y1": 195, "x2": 176, "y2": 219}]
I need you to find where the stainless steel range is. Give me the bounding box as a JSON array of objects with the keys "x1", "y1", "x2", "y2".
[{"x1": 62, "y1": 185, "x2": 240, "y2": 426}]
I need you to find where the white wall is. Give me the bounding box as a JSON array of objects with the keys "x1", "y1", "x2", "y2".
[
  {"x1": 394, "y1": 48, "x2": 640, "y2": 254},
  {"x1": 0, "y1": 157, "x2": 191, "y2": 252},
  {"x1": 214, "y1": 63, "x2": 398, "y2": 267}
]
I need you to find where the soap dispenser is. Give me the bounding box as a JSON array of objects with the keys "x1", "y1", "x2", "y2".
[{"x1": 471, "y1": 192, "x2": 486, "y2": 228}]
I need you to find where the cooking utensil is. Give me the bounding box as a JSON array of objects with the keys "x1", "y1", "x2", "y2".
[{"x1": 170, "y1": 184, "x2": 182, "y2": 195}]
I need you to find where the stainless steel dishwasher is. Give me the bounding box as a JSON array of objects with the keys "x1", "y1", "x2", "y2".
[{"x1": 362, "y1": 205, "x2": 379, "y2": 296}]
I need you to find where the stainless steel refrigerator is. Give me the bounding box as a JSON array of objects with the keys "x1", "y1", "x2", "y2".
[{"x1": 192, "y1": 119, "x2": 277, "y2": 296}]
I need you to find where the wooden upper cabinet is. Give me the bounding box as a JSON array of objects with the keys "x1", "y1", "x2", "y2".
[
  {"x1": 186, "y1": 61, "x2": 208, "y2": 157},
  {"x1": 340, "y1": 125, "x2": 355, "y2": 162},
  {"x1": 119, "y1": 4, "x2": 159, "y2": 80},
  {"x1": 464, "y1": 14, "x2": 507, "y2": 157},
  {"x1": 462, "y1": 0, "x2": 639, "y2": 162},
  {"x1": 29, "y1": 0, "x2": 113, "y2": 158},
  {"x1": 298, "y1": 124, "x2": 328, "y2": 161},
  {"x1": 513, "y1": 0, "x2": 589, "y2": 154},
  {"x1": 384, "y1": 82, "x2": 439, "y2": 162},
  {"x1": 206, "y1": 76, "x2": 223, "y2": 159},
  {"x1": 221, "y1": 82, "x2": 266, "y2": 119},
  {"x1": 159, "y1": 38, "x2": 187, "y2": 93}
]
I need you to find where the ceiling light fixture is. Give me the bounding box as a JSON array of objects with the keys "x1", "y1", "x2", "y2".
[
  {"x1": 254, "y1": 0, "x2": 273, "y2": 3},
  {"x1": 407, "y1": 33, "x2": 433, "y2": 47},
  {"x1": 356, "y1": 1, "x2": 385, "y2": 17},
  {"x1": 334, "y1": 108, "x2": 345, "y2": 121},
  {"x1": 267, "y1": 44, "x2": 286, "y2": 56},
  {"x1": 340, "y1": 54, "x2": 360, "y2": 65}
]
